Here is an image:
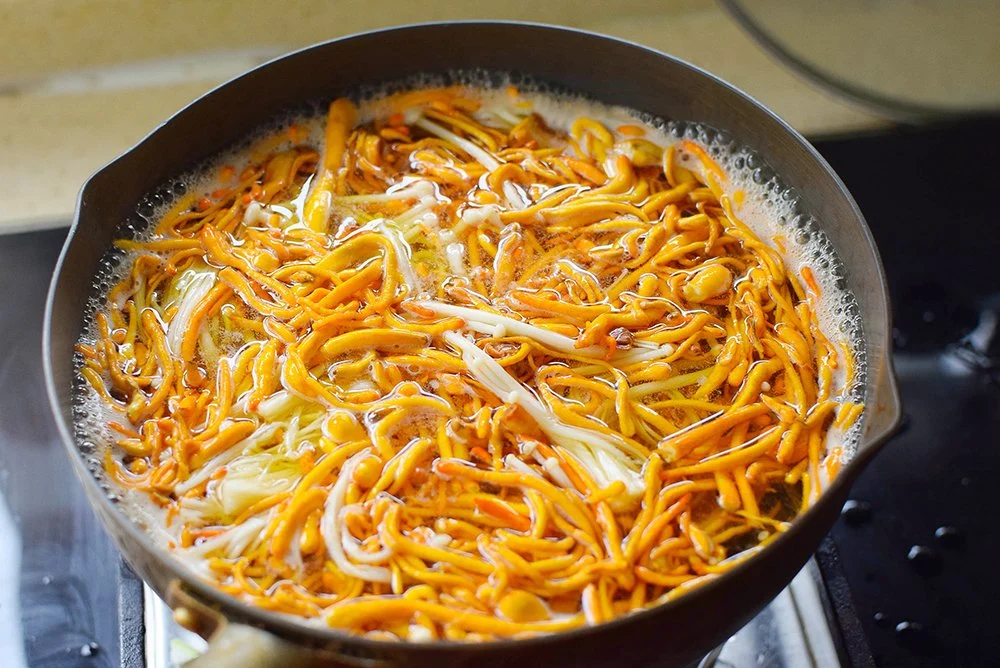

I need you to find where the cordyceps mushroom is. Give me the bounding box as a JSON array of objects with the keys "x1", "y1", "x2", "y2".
[{"x1": 79, "y1": 84, "x2": 861, "y2": 642}]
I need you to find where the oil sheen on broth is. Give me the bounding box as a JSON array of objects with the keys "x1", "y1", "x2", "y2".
[{"x1": 73, "y1": 79, "x2": 866, "y2": 641}]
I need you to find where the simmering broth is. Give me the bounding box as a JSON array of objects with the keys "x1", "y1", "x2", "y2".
[{"x1": 74, "y1": 81, "x2": 864, "y2": 641}]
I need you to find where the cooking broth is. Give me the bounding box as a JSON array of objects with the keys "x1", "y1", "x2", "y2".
[{"x1": 73, "y1": 76, "x2": 865, "y2": 640}]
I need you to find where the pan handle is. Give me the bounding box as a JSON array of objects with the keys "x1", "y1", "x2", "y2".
[
  {"x1": 184, "y1": 622, "x2": 321, "y2": 668},
  {"x1": 167, "y1": 580, "x2": 386, "y2": 667}
]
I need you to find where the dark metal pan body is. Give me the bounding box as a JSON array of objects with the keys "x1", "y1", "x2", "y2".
[{"x1": 44, "y1": 22, "x2": 902, "y2": 667}]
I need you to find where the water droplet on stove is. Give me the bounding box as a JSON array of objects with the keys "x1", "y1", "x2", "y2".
[
  {"x1": 873, "y1": 611, "x2": 890, "y2": 628},
  {"x1": 841, "y1": 499, "x2": 872, "y2": 525},
  {"x1": 907, "y1": 545, "x2": 942, "y2": 576},
  {"x1": 895, "y1": 621, "x2": 927, "y2": 648},
  {"x1": 934, "y1": 525, "x2": 963, "y2": 549}
]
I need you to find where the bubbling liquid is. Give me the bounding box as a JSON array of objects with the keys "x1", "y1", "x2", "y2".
[{"x1": 73, "y1": 74, "x2": 866, "y2": 640}]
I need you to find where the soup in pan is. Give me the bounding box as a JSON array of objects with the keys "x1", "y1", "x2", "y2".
[{"x1": 76, "y1": 84, "x2": 864, "y2": 641}]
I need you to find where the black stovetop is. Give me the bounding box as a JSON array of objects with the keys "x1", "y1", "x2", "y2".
[
  {"x1": 1, "y1": 118, "x2": 997, "y2": 668},
  {"x1": 816, "y1": 118, "x2": 1000, "y2": 667}
]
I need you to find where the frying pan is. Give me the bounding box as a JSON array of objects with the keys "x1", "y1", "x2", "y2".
[{"x1": 43, "y1": 22, "x2": 902, "y2": 667}]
